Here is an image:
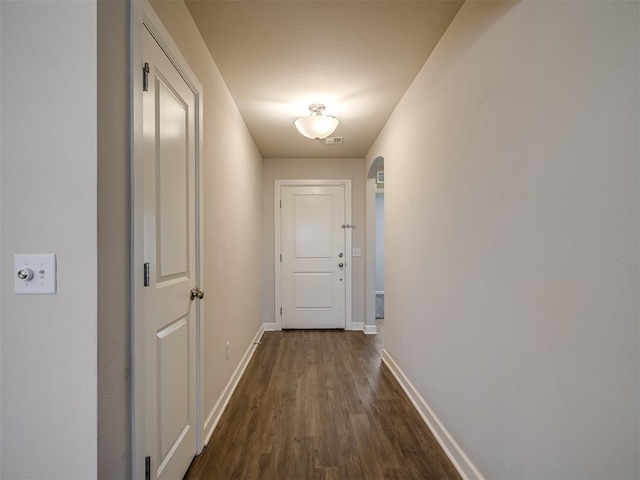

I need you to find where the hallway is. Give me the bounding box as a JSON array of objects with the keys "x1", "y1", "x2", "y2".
[
  {"x1": 2, "y1": 1, "x2": 638, "y2": 478},
  {"x1": 184, "y1": 330, "x2": 460, "y2": 479}
]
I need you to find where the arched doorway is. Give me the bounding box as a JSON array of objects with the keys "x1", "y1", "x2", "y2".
[{"x1": 365, "y1": 156, "x2": 384, "y2": 335}]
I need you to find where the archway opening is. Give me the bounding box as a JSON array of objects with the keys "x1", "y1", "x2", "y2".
[{"x1": 365, "y1": 156, "x2": 384, "y2": 337}]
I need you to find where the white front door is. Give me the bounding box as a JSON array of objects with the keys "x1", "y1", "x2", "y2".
[
  {"x1": 280, "y1": 185, "x2": 347, "y2": 329},
  {"x1": 143, "y1": 27, "x2": 198, "y2": 480}
]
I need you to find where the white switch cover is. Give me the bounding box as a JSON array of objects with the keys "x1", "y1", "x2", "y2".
[
  {"x1": 15, "y1": 254, "x2": 57, "y2": 295},
  {"x1": 352, "y1": 248, "x2": 362, "y2": 257}
]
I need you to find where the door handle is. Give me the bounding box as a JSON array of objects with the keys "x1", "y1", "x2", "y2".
[
  {"x1": 338, "y1": 263, "x2": 344, "y2": 268},
  {"x1": 190, "y1": 287, "x2": 205, "y2": 300}
]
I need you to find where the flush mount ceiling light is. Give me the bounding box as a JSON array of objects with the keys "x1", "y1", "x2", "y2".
[{"x1": 294, "y1": 104, "x2": 339, "y2": 140}]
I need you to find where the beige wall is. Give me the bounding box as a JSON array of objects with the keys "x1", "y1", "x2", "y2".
[
  {"x1": 262, "y1": 158, "x2": 366, "y2": 328},
  {"x1": 1, "y1": 1, "x2": 98, "y2": 477},
  {"x1": 366, "y1": 1, "x2": 639, "y2": 478},
  {"x1": 97, "y1": 0, "x2": 130, "y2": 478},
  {"x1": 149, "y1": 0, "x2": 263, "y2": 444}
]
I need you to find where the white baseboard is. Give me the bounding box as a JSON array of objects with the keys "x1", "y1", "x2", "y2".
[
  {"x1": 203, "y1": 324, "x2": 265, "y2": 444},
  {"x1": 381, "y1": 349, "x2": 484, "y2": 480},
  {"x1": 349, "y1": 321, "x2": 363, "y2": 332},
  {"x1": 263, "y1": 322, "x2": 279, "y2": 331},
  {"x1": 363, "y1": 324, "x2": 378, "y2": 335}
]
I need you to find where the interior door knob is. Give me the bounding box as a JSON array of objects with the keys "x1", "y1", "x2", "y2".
[
  {"x1": 190, "y1": 287, "x2": 205, "y2": 300},
  {"x1": 338, "y1": 263, "x2": 344, "y2": 268}
]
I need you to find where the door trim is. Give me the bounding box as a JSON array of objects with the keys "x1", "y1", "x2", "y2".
[
  {"x1": 365, "y1": 156, "x2": 384, "y2": 334},
  {"x1": 274, "y1": 179, "x2": 353, "y2": 331},
  {"x1": 131, "y1": 2, "x2": 205, "y2": 478}
]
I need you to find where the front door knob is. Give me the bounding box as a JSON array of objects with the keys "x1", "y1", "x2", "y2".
[
  {"x1": 190, "y1": 287, "x2": 205, "y2": 300},
  {"x1": 338, "y1": 263, "x2": 344, "y2": 268}
]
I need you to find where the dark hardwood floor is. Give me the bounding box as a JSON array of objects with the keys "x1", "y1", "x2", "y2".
[{"x1": 184, "y1": 330, "x2": 461, "y2": 480}]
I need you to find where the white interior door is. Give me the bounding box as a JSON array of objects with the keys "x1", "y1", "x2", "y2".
[
  {"x1": 143, "y1": 27, "x2": 198, "y2": 480},
  {"x1": 281, "y1": 185, "x2": 347, "y2": 329}
]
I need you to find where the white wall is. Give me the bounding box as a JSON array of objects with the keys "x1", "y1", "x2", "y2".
[
  {"x1": 366, "y1": 1, "x2": 639, "y2": 478},
  {"x1": 375, "y1": 194, "x2": 384, "y2": 293},
  {"x1": 262, "y1": 158, "x2": 366, "y2": 328},
  {"x1": 149, "y1": 0, "x2": 264, "y2": 444},
  {"x1": 1, "y1": 1, "x2": 98, "y2": 477}
]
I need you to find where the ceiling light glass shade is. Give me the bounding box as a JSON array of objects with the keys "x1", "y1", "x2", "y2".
[{"x1": 294, "y1": 104, "x2": 339, "y2": 139}]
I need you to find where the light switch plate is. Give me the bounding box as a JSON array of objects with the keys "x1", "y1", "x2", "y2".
[
  {"x1": 15, "y1": 254, "x2": 57, "y2": 295},
  {"x1": 352, "y1": 248, "x2": 362, "y2": 257}
]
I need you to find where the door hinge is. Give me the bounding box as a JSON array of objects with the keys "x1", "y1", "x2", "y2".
[
  {"x1": 279, "y1": 200, "x2": 282, "y2": 209},
  {"x1": 279, "y1": 254, "x2": 282, "y2": 262},
  {"x1": 280, "y1": 307, "x2": 282, "y2": 316},
  {"x1": 145, "y1": 456, "x2": 151, "y2": 480},
  {"x1": 144, "y1": 262, "x2": 150, "y2": 287},
  {"x1": 143, "y1": 62, "x2": 150, "y2": 92}
]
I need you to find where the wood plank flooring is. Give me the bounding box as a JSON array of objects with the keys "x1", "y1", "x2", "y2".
[{"x1": 184, "y1": 330, "x2": 461, "y2": 480}]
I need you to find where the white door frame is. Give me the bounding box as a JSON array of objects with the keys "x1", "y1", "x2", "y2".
[
  {"x1": 365, "y1": 157, "x2": 384, "y2": 334},
  {"x1": 274, "y1": 179, "x2": 354, "y2": 331},
  {"x1": 131, "y1": 3, "x2": 205, "y2": 478}
]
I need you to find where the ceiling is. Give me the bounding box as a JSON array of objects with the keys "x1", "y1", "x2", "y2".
[{"x1": 184, "y1": 0, "x2": 464, "y2": 158}]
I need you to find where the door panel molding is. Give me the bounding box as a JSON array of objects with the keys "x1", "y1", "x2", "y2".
[
  {"x1": 274, "y1": 179, "x2": 353, "y2": 331},
  {"x1": 132, "y1": 2, "x2": 204, "y2": 478}
]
